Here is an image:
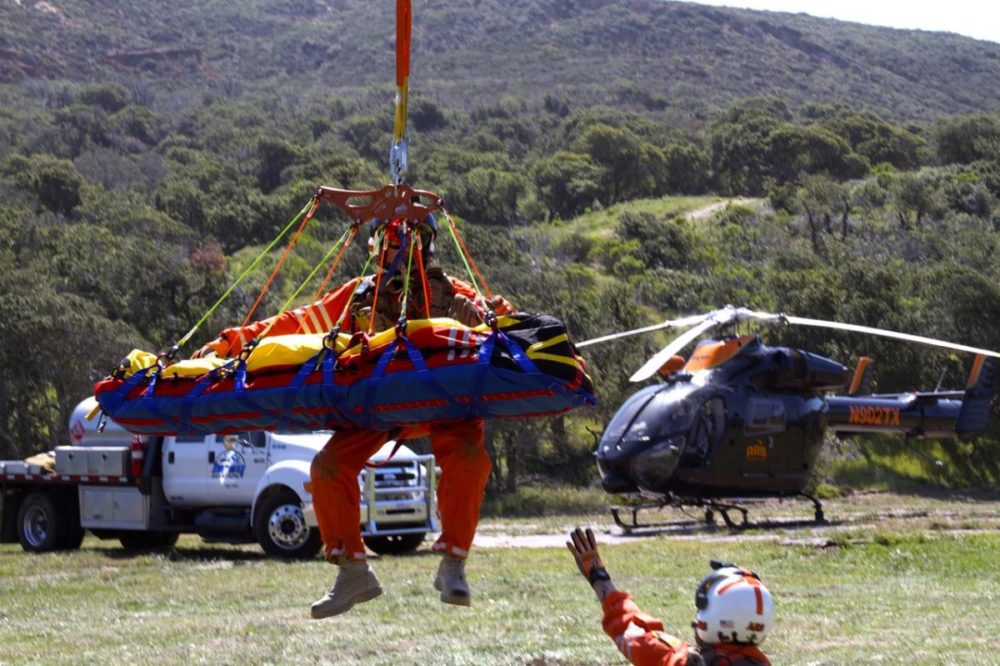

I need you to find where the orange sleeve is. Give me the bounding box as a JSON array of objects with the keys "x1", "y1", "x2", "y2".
[
  {"x1": 448, "y1": 276, "x2": 478, "y2": 300},
  {"x1": 212, "y1": 278, "x2": 360, "y2": 357},
  {"x1": 602, "y1": 591, "x2": 690, "y2": 666}
]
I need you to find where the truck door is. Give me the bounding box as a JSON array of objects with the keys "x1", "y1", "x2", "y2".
[
  {"x1": 203, "y1": 431, "x2": 269, "y2": 506},
  {"x1": 162, "y1": 434, "x2": 213, "y2": 505}
]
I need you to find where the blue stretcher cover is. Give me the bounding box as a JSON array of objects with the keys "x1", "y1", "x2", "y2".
[{"x1": 94, "y1": 313, "x2": 596, "y2": 435}]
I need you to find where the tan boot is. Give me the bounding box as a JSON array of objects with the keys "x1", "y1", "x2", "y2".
[
  {"x1": 310, "y1": 560, "x2": 383, "y2": 619},
  {"x1": 434, "y1": 554, "x2": 471, "y2": 607}
]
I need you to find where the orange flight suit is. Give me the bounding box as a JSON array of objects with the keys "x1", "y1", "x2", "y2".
[
  {"x1": 309, "y1": 419, "x2": 490, "y2": 562},
  {"x1": 602, "y1": 591, "x2": 771, "y2": 666}
]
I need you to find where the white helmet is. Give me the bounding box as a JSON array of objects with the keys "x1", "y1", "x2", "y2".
[{"x1": 693, "y1": 561, "x2": 774, "y2": 646}]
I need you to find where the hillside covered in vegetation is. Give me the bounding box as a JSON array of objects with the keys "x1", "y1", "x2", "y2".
[{"x1": 2, "y1": 0, "x2": 1000, "y2": 494}]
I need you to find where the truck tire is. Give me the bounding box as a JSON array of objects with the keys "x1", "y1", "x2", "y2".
[
  {"x1": 364, "y1": 532, "x2": 426, "y2": 555},
  {"x1": 56, "y1": 495, "x2": 85, "y2": 551},
  {"x1": 16, "y1": 492, "x2": 65, "y2": 553},
  {"x1": 254, "y1": 488, "x2": 322, "y2": 559},
  {"x1": 119, "y1": 531, "x2": 179, "y2": 552}
]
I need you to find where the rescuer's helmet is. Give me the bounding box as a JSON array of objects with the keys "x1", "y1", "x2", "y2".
[{"x1": 693, "y1": 561, "x2": 774, "y2": 646}]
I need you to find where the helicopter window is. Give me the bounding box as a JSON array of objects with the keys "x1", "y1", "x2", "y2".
[
  {"x1": 681, "y1": 398, "x2": 725, "y2": 467},
  {"x1": 745, "y1": 399, "x2": 786, "y2": 436},
  {"x1": 601, "y1": 385, "x2": 701, "y2": 449},
  {"x1": 601, "y1": 390, "x2": 658, "y2": 447}
]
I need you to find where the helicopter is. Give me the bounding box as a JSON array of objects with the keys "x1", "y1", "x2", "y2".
[{"x1": 577, "y1": 306, "x2": 1000, "y2": 530}]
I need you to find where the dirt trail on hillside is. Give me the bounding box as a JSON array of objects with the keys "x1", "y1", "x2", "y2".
[{"x1": 686, "y1": 197, "x2": 761, "y2": 220}]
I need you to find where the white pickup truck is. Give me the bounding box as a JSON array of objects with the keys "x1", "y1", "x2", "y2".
[{"x1": 0, "y1": 398, "x2": 438, "y2": 558}]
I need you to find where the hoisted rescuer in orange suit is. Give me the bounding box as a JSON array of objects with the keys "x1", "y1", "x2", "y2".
[
  {"x1": 567, "y1": 528, "x2": 773, "y2": 666},
  {"x1": 195, "y1": 214, "x2": 514, "y2": 618}
]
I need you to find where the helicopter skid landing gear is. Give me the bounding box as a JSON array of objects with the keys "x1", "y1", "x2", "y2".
[
  {"x1": 610, "y1": 493, "x2": 827, "y2": 533},
  {"x1": 800, "y1": 491, "x2": 826, "y2": 524},
  {"x1": 709, "y1": 501, "x2": 750, "y2": 529},
  {"x1": 610, "y1": 501, "x2": 701, "y2": 532}
]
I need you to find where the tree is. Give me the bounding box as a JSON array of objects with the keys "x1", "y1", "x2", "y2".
[
  {"x1": 765, "y1": 124, "x2": 868, "y2": 184},
  {"x1": 660, "y1": 142, "x2": 710, "y2": 194},
  {"x1": 576, "y1": 123, "x2": 656, "y2": 202},
  {"x1": 3, "y1": 154, "x2": 83, "y2": 216},
  {"x1": 0, "y1": 268, "x2": 145, "y2": 457},
  {"x1": 934, "y1": 114, "x2": 1000, "y2": 165},
  {"x1": 256, "y1": 136, "x2": 300, "y2": 193},
  {"x1": 709, "y1": 98, "x2": 787, "y2": 195},
  {"x1": 615, "y1": 210, "x2": 694, "y2": 270},
  {"x1": 532, "y1": 151, "x2": 603, "y2": 220},
  {"x1": 821, "y1": 111, "x2": 926, "y2": 170},
  {"x1": 889, "y1": 171, "x2": 944, "y2": 228},
  {"x1": 74, "y1": 82, "x2": 132, "y2": 113},
  {"x1": 444, "y1": 167, "x2": 526, "y2": 226},
  {"x1": 794, "y1": 175, "x2": 843, "y2": 254}
]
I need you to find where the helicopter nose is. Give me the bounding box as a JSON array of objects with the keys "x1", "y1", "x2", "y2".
[
  {"x1": 628, "y1": 435, "x2": 685, "y2": 493},
  {"x1": 596, "y1": 459, "x2": 639, "y2": 494}
]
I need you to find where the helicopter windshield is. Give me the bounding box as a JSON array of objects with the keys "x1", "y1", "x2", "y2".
[{"x1": 603, "y1": 384, "x2": 702, "y2": 448}]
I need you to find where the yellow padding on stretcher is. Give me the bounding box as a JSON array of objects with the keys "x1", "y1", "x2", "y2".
[
  {"x1": 244, "y1": 333, "x2": 349, "y2": 373},
  {"x1": 340, "y1": 317, "x2": 476, "y2": 357},
  {"x1": 124, "y1": 333, "x2": 354, "y2": 380},
  {"x1": 156, "y1": 355, "x2": 229, "y2": 379}
]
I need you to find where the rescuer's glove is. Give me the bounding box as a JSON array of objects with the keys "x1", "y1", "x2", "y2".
[
  {"x1": 567, "y1": 527, "x2": 610, "y2": 584},
  {"x1": 448, "y1": 294, "x2": 485, "y2": 327},
  {"x1": 192, "y1": 338, "x2": 225, "y2": 359},
  {"x1": 489, "y1": 295, "x2": 516, "y2": 316}
]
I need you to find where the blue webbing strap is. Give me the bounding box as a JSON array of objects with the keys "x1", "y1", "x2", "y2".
[
  {"x1": 104, "y1": 365, "x2": 154, "y2": 415},
  {"x1": 398, "y1": 335, "x2": 463, "y2": 411},
  {"x1": 466, "y1": 327, "x2": 551, "y2": 417},
  {"x1": 229, "y1": 358, "x2": 269, "y2": 429},
  {"x1": 179, "y1": 359, "x2": 238, "y2": 435},
  {"x1": 495, "y1": 329, "x2": 545, "y2": 377},
  {"x1": 278, "y1": 351, "x2": 328, "y2": 431},
  {"x1": 320, "y1": 351, "x2": 343, "y2": 428},
  {"x1": 139, "y1": 365, "x2": 190, "y2": 434},
  {"x1": 363, "y1": 340, "x2": 401, "y2": 429},
  {"x1": 467, "y1": 331, "x2": 496, "y2": 418},
  {"x1": 363, "y1": 335, "x2": 462, "y2": 428}
]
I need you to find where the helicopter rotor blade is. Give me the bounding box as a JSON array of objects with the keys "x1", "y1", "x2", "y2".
[
  {"x1": 779, "y1": 316, "x2": 1000, "y2": 359},
  {"x1": 629, "y1": 317, "x2": 719, "y2": 382},
  {"x1": 575, "y1": 313, "x2": 711, "y2": 349}
]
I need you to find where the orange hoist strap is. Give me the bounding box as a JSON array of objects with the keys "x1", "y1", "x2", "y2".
[
  {"x1": 415, "y1": 231, "x2": 431, "y2": 319},
  {"x1": 241, "y1": 198, "x2": 319, "y2": 328},
  {"x1": 313, "y1": 225, "x2": 358, "y2": 300}
]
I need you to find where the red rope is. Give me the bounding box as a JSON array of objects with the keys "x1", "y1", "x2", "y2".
[
  {"x1": 414, "y1": 230, "x2": 431, "y2": 319},
  {"x1": 313, "y1": 226, "x2": 358, "y2": 301}
]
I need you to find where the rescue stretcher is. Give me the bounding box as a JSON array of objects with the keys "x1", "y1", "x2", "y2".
[{"x1": 94, "y1": 313, "x2": 595, "y2": 436}]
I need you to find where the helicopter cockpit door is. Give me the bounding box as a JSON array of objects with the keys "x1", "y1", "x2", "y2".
[
  {"x1": 742, "y1": 398, "x2": 786, "y2": 475},
  {"x1": 680, "y1": 397, "x2": 725, "y2": 468}
]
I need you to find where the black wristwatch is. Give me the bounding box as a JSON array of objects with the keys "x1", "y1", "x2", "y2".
[{"x1": 588, "y1": 565, "x2": 611, "y2": 584}]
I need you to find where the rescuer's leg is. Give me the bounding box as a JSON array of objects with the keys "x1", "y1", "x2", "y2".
[
  {"x1": 309, "y1": 428, "x2": 388, "y2": 619},
  {"x1": 429, "y1": 419, "x2": 490, "y2": 606}
]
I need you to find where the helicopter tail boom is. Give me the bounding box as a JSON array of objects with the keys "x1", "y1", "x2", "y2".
[{"x1": 828, "y1": 357, "x2": 998, "y2": 439}]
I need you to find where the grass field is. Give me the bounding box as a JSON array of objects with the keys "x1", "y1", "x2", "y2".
[{"x1": 2, "y1": 493, "x2": 999, "y2": 665}]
